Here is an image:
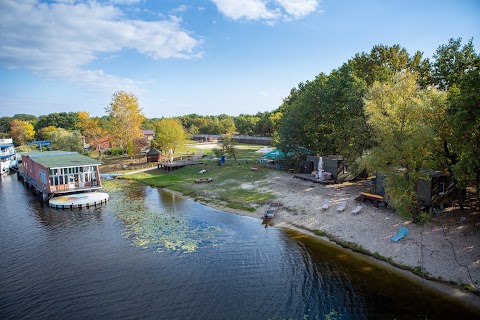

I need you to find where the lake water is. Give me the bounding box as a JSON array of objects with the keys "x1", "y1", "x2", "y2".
[{"x1": 1, "y1": 172, "x2": 478, "y2": 319}]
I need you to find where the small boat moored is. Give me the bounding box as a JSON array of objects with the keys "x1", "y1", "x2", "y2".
[{"x1": 263, "y1": 202, "x2": 280, "y2": 220}]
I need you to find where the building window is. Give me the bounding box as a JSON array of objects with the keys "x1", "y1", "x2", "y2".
[
  {"x1": 39, "y1": 169, "x2": 47, "y2": 184},
  {"x1": 439, "y1": 182, "x2": 445, "y2": 195}
]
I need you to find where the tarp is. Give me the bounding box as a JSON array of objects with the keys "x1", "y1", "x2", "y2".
[
  {"x1": 264, "y1": 149, "x2": 284, "y2": 158},
  {"x1": 255, "y1": 146, "x2": 273, "y2": 154}
]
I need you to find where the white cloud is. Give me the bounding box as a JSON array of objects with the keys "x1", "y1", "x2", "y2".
[
  {"x1": 0, "y1": 0, "x2": 202, "y2": 94},
  {"x1": 211, "y1": 0, "x2": 320, "y2": 22},
  {"x1": 105, "y1": 0, "x2": 142, "y2": 5},
  {"x1": 171, "y1": 4, "x2": 189, "y2": 14},
  {"x1": 275, "y1": 0, "x2": 319, "y2": 19},
  {"x1": 210, "y1": 0, "x2": 279, "y2": 21}
]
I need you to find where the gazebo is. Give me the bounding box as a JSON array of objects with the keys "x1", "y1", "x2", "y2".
[{"x1": 146, "y1": 148, "x2": 162, "y2": 163}]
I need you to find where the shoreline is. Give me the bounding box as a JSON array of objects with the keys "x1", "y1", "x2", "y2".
[
  {"x1": 166, "y1": 183, "x2": 480, "y2": 311},
  {"x1": 122, "y1": 170, "x2": 480, "y2": 309}
]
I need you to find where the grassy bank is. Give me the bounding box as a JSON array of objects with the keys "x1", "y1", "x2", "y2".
[{"x1": 123, "y1": 159, "x2": 276, "y2": 212}]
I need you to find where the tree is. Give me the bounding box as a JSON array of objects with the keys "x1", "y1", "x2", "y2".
[
  {"x1": 153, "y1": 118, "x2": 186, "y2": 158},
  {"x1": 12, "y1": 114, "x2": 38, "y2": 127},
  {"x1": 361, "y1": 71, "x2": 447, "y2": 221},
  {"x1": 445, "y1": 58, "x2": 480, "y2": 203},
  {"x1": 49, "y1": 129, "x2": 84, "y2": 152},
  {"x1": 9, "y1": 119, "x2": 35, "y2": 146},
  {"x1": 105, "y1": 91, "x2": 145, "y2": 156},
  {"x1": 37, "y1": 126, "x2": 57, "y2": 140},
  {"x1": 351, "y1": 44, "x2": 431, "y2": 87},
  {"x1": 234, "y1": 114, "x2": 260, "y2": 135},
  {"x1": 34, "y1": 112, "x2": 78, "y2": 132},
  {"x1": 432, "y1": 38, "x2": 478, "y2": 90},
  {"x1": 218, "y1": 116, "x2": 236, "y2": 134},
  {"x1": 221, "y1": 134, "x2": 238, "y2": 162},
  {"x1": 0, "y1": 116, "x2": 13, "y2": 133},
  {"x1": 77, "y1": 111, "x2": 110, "y2": 159}
]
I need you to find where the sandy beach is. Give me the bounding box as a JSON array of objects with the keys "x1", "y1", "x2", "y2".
[{"x1": 245, "y1": 171, "x2": 480, "y2": 289}]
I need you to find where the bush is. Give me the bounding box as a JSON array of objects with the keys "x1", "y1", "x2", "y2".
[
  {"x1": 109, "y1": 147, "x2": 126, "y2": 157},
  {"x1": 418, "y1": 212, "x2": 431, "y2": 225}
]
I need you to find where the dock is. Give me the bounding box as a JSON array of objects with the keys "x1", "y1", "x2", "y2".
[
  {"x1": 157, "y1": 160, "x2": 203, "y2": 171},
  {"x1": 49, "y1": 192, "x2": 109, "y2": 209}
]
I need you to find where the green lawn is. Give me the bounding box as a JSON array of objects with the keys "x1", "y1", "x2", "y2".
[{"x1": 123, "y1": 155, "x2": 276, "y2": 212}]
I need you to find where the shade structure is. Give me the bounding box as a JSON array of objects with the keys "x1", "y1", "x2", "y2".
[
  {"x1": 255, "y1": 146, "x2": 273, "y2": 154},
  {"x1": 264, "y1": 149, "x2": 284, "y2": 158}
]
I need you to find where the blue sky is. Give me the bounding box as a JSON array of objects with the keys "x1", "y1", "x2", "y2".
[{"x1": 0, "y1": 0, "x2": 478, "y2": 119}]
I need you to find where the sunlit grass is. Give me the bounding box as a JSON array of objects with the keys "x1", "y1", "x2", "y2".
[{"x1": 124, "y1": 157, "x2": 276, "y2": 212}]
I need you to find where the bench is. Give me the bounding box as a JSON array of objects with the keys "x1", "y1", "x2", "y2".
[
  {"x1": 195, "y1": 178, "x2": 213, "y2": 184},
  {"x1": 356, "y1": 192, "x2": 383, "y2": 207}
]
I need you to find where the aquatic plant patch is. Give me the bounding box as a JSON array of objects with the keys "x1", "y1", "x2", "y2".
[{"x1": 103, "y1": 181, "x2": 224, "y2": 253}]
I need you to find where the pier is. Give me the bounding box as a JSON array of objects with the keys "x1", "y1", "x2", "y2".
[{"x1": 157, "y1": 160, "x2": 203, "y2": 171}]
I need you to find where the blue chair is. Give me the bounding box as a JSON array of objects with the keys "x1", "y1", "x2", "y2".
[{"x1": 391, "y1": 227, "x2": 408, "y2": 242}]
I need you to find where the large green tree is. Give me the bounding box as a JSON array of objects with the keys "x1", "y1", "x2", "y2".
[
  {"x1": 34, "y1": 112, "x2": 78, "y2": 132},
  {"x1": 49, "y1": 129, "x2": 84, "y2": 152},
  {"x1": 105, "y1": 91, "x2": 145, "y2": 156},
  {"x1": 432, "y1": 38, "x2": 477, "y2": 90},
  {"x1": 445, "y1": 58, "x2": 480, "y2": 202},
  {"x1": 234, "y1": 114, "x2": 260, "y2": 135},
  {"x1": 153, "y1": 118, "x2": 186, "y2": 158},
  {"x1": 361, "y1": 71, "x2": 447, "y2": 221}
]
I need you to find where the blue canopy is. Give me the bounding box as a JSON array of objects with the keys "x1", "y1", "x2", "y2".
[{"x1": 264, "y1": 149, "x2": 284, "y2": 158}]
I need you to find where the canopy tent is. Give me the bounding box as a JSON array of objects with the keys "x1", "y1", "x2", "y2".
[
  {"x1": 264, "y1": 149, "x2": 285, "y2": 158},
  {"x1": 255, "y1": 146, "x2": 273, "y2": 154}
]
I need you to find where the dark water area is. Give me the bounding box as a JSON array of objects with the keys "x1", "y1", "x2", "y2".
[{"x1": 1, "y1": 173, "x2": 479, "y2": 320}]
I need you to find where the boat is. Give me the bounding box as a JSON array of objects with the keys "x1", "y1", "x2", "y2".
[
  {"x1": 263, "y1": 202, "x2": 280, "y2": 220},
  {"x1": 0, "y1": 138, "x2": 18, "y2": 175}
]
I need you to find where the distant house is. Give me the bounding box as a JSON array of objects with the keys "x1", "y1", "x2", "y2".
[
  {"x1": 19, "y1": 151, "x2": 102, "y2": 201},
  {"x1": 30, "y1": 140, "x2": 51, "y2": 149},
  {"x1": 146, "y1": 148, "x2": 162, "y2": 162},
  {"x1": 142, "y1": 130, "x2": 155, "y2": 141}
]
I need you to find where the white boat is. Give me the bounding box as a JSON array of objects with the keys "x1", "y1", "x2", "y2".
[{"x1": 0, "y1": 138, "x2": 18, "y2": 175}]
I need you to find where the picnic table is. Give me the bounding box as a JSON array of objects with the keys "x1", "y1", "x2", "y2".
[
  {"x1": 356, "y1": 192, "x2": 383, "y2": 208},
  {"x1": 195, "y1": 178, "x2": 213, "y2": 184}
]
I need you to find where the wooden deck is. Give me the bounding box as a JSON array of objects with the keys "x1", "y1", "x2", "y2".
[
  {"x1": 157, "y1": 160, "x2": 203, "y2": 171},
  {"x1": 293, "y1": 174, "x2": 335, "y2": 184}
]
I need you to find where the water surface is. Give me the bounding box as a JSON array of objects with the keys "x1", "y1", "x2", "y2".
[{"x1": 0, "y1": 173, "x2": 478, "y2": 319}]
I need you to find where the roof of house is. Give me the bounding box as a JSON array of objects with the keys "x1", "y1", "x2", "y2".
[
  {"x1": 142, "y1": 129, "x2": 155, "y2": 135},
  {"x1": 146, "y1": 148, "x2": 161, "y2": 155},
  {"x1": 22, "y1": 151, "x2": 101, "y2": 168}
]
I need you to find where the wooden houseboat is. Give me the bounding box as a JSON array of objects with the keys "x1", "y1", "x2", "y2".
[
  {"x1": 18, "y1": 151, "x2": 103, "y2": 201},
  {"x1": 0, "y1": 138, "x2": 18, "y2": 175}
]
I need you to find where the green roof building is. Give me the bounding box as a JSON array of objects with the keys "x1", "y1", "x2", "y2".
[{"x1": 20, "y1": 151, "x2": 103, "y2": 199}]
